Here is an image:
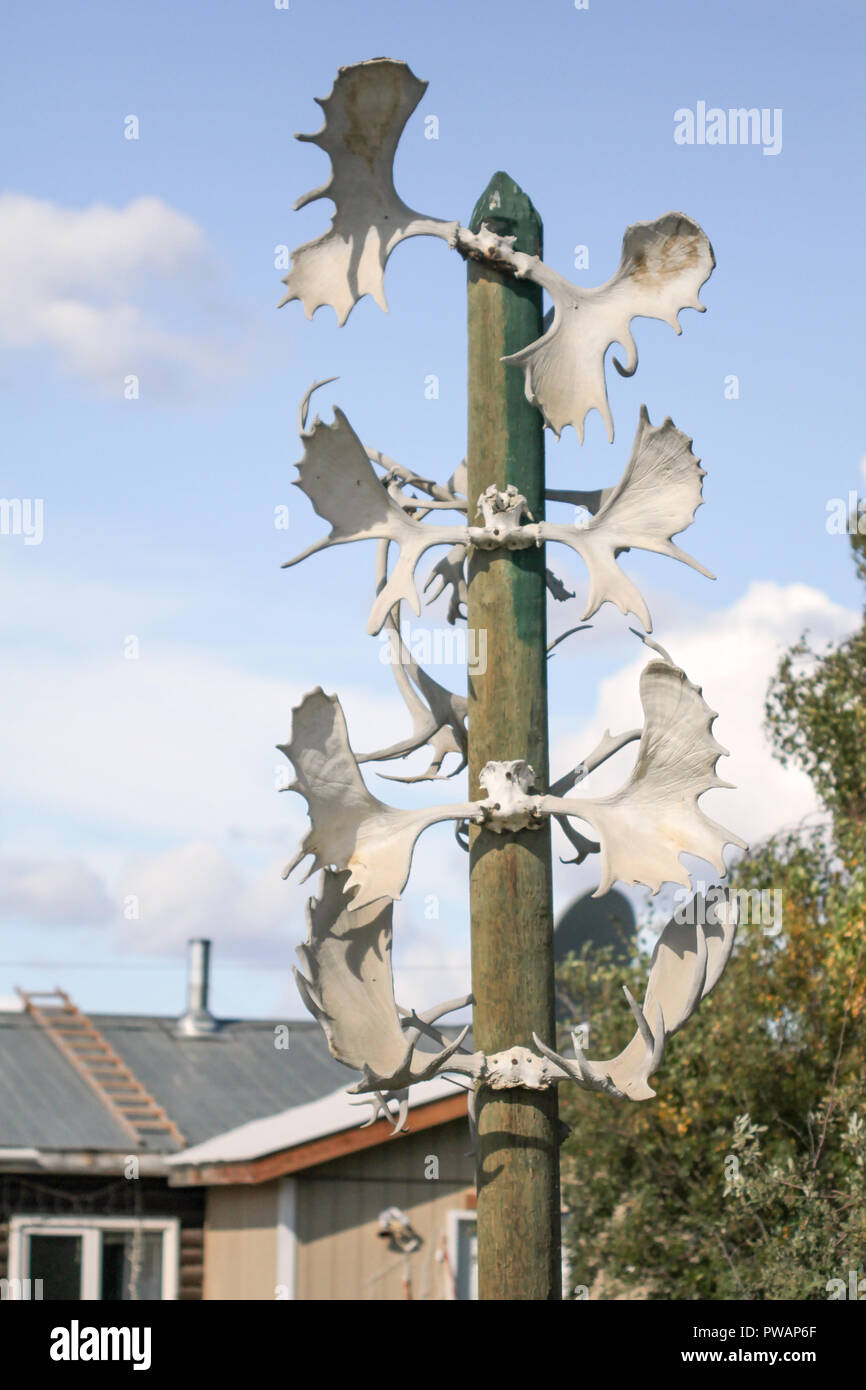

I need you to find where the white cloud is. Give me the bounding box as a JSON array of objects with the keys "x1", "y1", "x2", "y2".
[
  {"x1": 0, "y1": 856, "x2": 113, "y2": 925},
  {"x1": 0, "y1": 193, "x2": 249, "y2": 396},
  {"x1": 116, "y1": 841, "x2": 290, "y2": 953}
]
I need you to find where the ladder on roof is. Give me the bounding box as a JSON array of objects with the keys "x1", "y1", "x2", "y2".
[{"x1": 16, "y1": 987, "x2": 185, "y2": 1148}]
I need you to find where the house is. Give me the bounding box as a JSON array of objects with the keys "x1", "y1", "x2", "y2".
[
  {"x1": 0, "y1": 940, "x2": 476, "y2": 1301},
  {"x1": 167, "y1": 1076, "x2": 475, "y2": 1301}
]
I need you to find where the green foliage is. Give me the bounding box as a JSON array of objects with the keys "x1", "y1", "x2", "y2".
[
  {"x1": 765, "y1": 530, "x2": 866, "y2": 865},
  {"x1": 559, "y1": 529, "x2": 866, "y2": 1301}
]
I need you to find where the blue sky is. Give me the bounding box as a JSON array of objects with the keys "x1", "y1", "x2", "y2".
[{"x1": 1, "y1": 0, "x2": 863, "y2": 1022}]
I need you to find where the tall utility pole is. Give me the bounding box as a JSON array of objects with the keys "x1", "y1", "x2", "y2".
[{"x1": 466, "y1": 173, "x2": 561, "y2": 1301}]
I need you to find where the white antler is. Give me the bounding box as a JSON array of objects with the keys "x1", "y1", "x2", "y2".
[
  {"x1": 287, "y1": 395, "x2": 712, "y2": 635},
  {"x1": 279, "y1": 690, "x2": 480, "y2": 909},
  {"x1": 533, "y1": 889, "x2": 738, "y2": 1100},
  {"x1": 536, "y1": 407, "x2": 713, "y2": 631},
  {"x1": 542, "y1": 648, "x2": 746, "y2": 894},
  {"x1": 283, "y1": 406, "x2": 467, "y2": 635},
  {"x1": 281, "y1": 643, "x2": 743, "y2": 911},
  {"x1": 281, "y1": 62, "x2": 713, "y2": 444},
  {"x1": 355, "y1": 542, "x2": 467, "y2": 782},
  {"x1": 279, "y1": 59, "x2": 457, "y2": 325},
  {"x1": 502, "y1": 216, "x2": 714, "y2": 441},
  {"x1": 294, "y1": 868, "x2": 473, "y2": 1097}
]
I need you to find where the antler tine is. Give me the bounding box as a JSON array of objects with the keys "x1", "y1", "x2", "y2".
[
  {"x1": 350, "y1": 1088, "x2": 409, "y2": 1135},
  {"x1": 410, "y1": 1023, "x2": 472, "y2": 1073},
  {"x1": 621, "y1": 987, "x2": 666, "y2": 1079},
  {"x1": 622, "y1": 985, "x2": 654, "y2": 1051},
  {"x1": 391, "y1": 1094, "x2": 410, "y2": 1136},
  {"x1": 571, "y1": 1028, "x2": 622, "y2": 1097},
  {"x1": 531, "y1": 1030, "x2": 624, "y2": 1099},
  {"x1": 298, "y1": 377, "x2": 340, "y2": 436},
  {"x1": 555, "y1": 816, "x2": 600, "y2": 863},
  {"x1": 415, "y1": 993, "x2": 474, "y2": 1027}
]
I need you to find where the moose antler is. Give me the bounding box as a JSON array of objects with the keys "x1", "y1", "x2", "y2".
[
  {"x1": 535, "y1": 406, "x2": 713, "y2": 631},
  {"x1": 280, "y1": 643, "x2": 742, "y2": 910},
  {"x1": 354, "y1": 541, "x2": 468, "y2": 782},
  {"x1": 533, "y1": 889, "x2": 738, "y2": 1099},
  {"x1": 294, "y1": 868, "x2": 473, "y2": 1102},
  {"x1": 280, "y1": 60, "x2": 714, "y2": 443},
  {"x1": 287, "y1": 393, "x2": 712, "y2": 634},
  {"x1": 278, "y1": 59, "x2": 457, "y2": 325},
  {"x1": 279, "y1": 689, "x2": 480, "y2": 909},
  {"x1": 541, "y1": 647, "x2": 747, "y2": 893}
]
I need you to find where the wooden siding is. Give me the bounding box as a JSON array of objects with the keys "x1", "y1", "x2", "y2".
[
  {"x1": 295, "y1": 1117, "x2": 475, "y2": 1301},
  {"x1": 203, "y1": 1180, "x2": 279, "y2": 1300}
]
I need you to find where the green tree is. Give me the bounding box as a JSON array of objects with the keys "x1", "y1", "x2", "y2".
[{"x1": 559, "y1": 528, "x2": 866, "y2": 1300}]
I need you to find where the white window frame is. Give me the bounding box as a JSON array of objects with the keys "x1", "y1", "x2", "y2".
[
  {"x1": 446, "y1": 1210, "x2": 478, "y2": 1301},
  {"x1": 8, "y1": 1214, "x2": 179, "y2": 1301},
  {"x1": 447, "y1": 1210, "x2": 572, "y2": 1299}
]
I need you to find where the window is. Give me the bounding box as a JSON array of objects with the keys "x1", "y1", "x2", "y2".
[
  {"x1": 447, "y1": 1212, "x2": 478, "y2": 1300},
  {"x1": 8, "y1": 1216, "x2": 179, "y2": 1301}
]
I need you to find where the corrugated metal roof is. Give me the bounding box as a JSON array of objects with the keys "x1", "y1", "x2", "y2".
[
  {"x1": 0, "y1": 1012, "x2": 351, "y2": 1154},
  {"x1": 167, "y1": 1075, "x2": 466, "y2": 1167}
]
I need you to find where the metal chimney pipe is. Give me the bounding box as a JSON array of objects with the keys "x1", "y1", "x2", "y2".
[{"x1": 176, "y1": 938, "x2": 219, "y2": 1037}]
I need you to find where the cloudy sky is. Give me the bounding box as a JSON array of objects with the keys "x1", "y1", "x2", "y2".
[{"x1": 2, "y1": 0, "x2": 863, "y2": 1022}]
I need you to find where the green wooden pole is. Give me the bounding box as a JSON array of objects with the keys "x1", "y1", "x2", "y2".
[{"x1": 466, "y1": 172, "x2": 561, "y2": 1301}]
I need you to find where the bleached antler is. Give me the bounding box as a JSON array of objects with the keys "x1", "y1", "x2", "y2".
[
  {"x1": 294, "y1": 868, "x2": 472, "y2": 1103},
  {"x1": 283, "y1": 406, "x2": 468, "y2": 636},
  {"x1": 279, "y1": 689, "x2": 480, "y2": 910},
  {"x1": 281, "y1": 647, "x2": 742, "y2": 911},
  {"x1": 280, "y1": 60, "x2": 714, "y2": 443},
  {"x1": 287, "y1": 395, "x2": 712, "y2": 635},
  {"x1": 278, "y1": 59, "x2": 457, "y2": 325},
  {"x1": 533, "y1": 889, "x2": 738, "y2": 1099},
  {"x1": 502, "y1": 217, "x2": 714, "y2": 442},
  {"x1": 542, "y1": 648, "x2": 747, "y2": 894},
  {"x1": 356, "y1": 542, "x2": 468, "y2": 781},
  {"x1": 535, "y1": 406, "x2": 713, "y2": 631}
]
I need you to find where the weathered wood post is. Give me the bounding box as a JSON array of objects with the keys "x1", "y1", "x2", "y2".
[{"x1": 466, "y1": 173, "x2": 561, "y2": 1301}]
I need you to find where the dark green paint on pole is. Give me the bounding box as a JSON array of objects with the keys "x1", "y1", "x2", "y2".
[{"x1": 467, "y1": 172, "x2": 561, "y2": 1301}]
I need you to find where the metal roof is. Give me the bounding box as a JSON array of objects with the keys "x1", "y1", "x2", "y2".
[
  {"x1": 167, "y1": 1075, "x2": 465, "y2": 1169},
  {"x1": 0, "y1": 1012, "x2": 350, "y2": 1155}
]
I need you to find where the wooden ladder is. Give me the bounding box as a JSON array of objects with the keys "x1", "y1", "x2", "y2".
[{"x1": 16, "y1": 987, "x2": 185, "y2": 1148}]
